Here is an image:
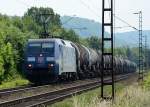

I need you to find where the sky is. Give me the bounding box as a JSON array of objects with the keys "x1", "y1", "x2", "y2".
[{"x1": 0, "y1": 0, "x2": 149, "y2": 32}]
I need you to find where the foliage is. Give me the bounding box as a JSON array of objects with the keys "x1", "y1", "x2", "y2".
[
  {"x1": 0, "y1": 13, "x2": 38, "y2": 82},
  {"x1": 147, "y1": 50, "x2": 150, "y2": 68},
  {"x1": 0, "y1": 6, "x2": 141, "y2": 83},
  {"x1": 143, "y1": 71, "x2": 150, "y2": 89},
  {"x1": 86, "y1": 36, "x2": 101, "y2": 50},
  {"x1": 51, "y1": 82, "x2": 150, "y2": 107},
  {"x1": 50, "y1": 88, "x2": 100, "y2": 107},
  {"x1": 0, "y1": 78, "x2": 29, "y2": 90},
  {"x1": 0, "y1": 7, "x2": 81, "y2": 83},
  {"x1": 50, "y1": 84, "x2": 124, "y2": 107},
  {"x1": 24, "y1": 7, "x2": 61, "y2": 27},
  {"x1": 111, "y1": 86, "x2": 150, "y2": 107},
  {"x1": 114, "y1": 47, "x2": 139, "y2": 64},
  {"x1": 23, "y1": 7, "x2": 80, "y2": 42}
]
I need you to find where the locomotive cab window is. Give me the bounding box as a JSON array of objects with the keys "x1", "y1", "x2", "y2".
[
  {"x1": 27, "y1": 42, "x2": 54, "y2": 56},
  {"x1": 28, "y1": 43, "x2": 41, "y2": 53},
  {"x1": 42, "y1": 42, "x2": 54, "y2": 56}
]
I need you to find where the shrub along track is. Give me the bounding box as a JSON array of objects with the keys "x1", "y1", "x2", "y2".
[{"x1": 0, "y1": 73, "x2": 135, "y2": 107}]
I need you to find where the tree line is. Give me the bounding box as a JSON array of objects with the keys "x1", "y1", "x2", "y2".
[{"x1": 0, "y1": 7, "x2": 148, "y2": 83}]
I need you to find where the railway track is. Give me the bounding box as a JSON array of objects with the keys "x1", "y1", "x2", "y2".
[
  {"x1": 0, "y1": 78, "x2": 101, "y2": 103},
  {"x1": 0, "y1": 83, "x2": 54, "y2": 102},
  {"x1": 0, "y1": 85, "x2": 32, "y2": 93},
  {"x1": 0, "y1": 73, "x2": 134, "y2": 107}
]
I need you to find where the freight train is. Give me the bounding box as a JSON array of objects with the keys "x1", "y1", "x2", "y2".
[{"x1": 24, "y1": 38, "x2": 137, "y2": 83}]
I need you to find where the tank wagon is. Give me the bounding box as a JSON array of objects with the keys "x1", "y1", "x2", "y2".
[{"x1": 24, "y1": 38, "x2": 137, "y2": 83}]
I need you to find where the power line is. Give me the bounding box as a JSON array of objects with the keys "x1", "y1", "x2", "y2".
[
  {"x1": 87, "y1": 0, "x2": 101, "y2": 11},
  {"x1": 61, "y1": 15, "x2": 76, "y2": 25},
  {"x1": 78, "y1": 0, "x2": 139, "y2": 49},
  {"x1": 115, "y1": 26, "x2": 133, "y2": 29},
  {"x1": 114, "y1": 15, "x2": 138, "y2": 31},
  {"x1": 79, "y1": 0, "x2": 101, "y2": 18},
  {"x1": 81, "y1": 0, "x2": 138, "y2": 34},
  {"x1": 84, "y1": 0, "x2": 138, "y2": 32},
  {"x1": 18, "y1": 0, "x2": 138, "y2": 33}
]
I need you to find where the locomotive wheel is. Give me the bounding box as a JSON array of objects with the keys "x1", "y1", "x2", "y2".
[
  {"x1": 71, "y1": 72, "x2": 78, "y2": 81},
  {"x1": 78, "y1": 71, "x2": 85, "y2": 80}
]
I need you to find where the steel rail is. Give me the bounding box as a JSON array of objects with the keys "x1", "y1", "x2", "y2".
[{"x1": 0, "y1": 73, "x2": 133, "y2": 107}]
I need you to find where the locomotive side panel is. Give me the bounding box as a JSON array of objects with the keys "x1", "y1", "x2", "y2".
[{"x1": 59, "y1": 43, "x2": 77, "y2": 75}]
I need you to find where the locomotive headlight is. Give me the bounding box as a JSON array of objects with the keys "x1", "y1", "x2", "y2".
[
  {"x1": 28, "y1": 64, "x2": 32, "y2": 68},
  {"x1": 27, "y1": 57, "x2": 35, "y2": 62},
  {"x1": 48, "y1": 64, "x2": 54, "y2": 68},
  {"x1": 46, "y1": 57, "x2": 54, "y2": 61}
]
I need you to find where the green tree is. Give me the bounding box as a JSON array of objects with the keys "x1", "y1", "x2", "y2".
[
  {"x1": 23, "y1": 7, "x2": 61, "y2": 35},
  {"x1": 86, "y1": 36, "x2": 101, "y2": 50}
]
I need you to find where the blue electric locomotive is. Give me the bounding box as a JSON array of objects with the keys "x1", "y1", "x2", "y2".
[{"x1": 24, "y1": 38, "x2": 77, "y2": 83}]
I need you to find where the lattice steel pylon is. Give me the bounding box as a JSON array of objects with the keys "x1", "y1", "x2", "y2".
[
  {"x1": 144, "y1": 35, "x2": 148, "y2": 73},
  {"x1": 138, "y1": 11, "x2": 144, "y2": 81},
  {"x1": 101, "y1": 0, "x2": 115, "y2": 100}
]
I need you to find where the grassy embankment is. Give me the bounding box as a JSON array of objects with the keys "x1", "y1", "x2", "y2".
[
  {"x1": 50, "y1": 84, "x2": 124, "y2": 107},
  {"x1": 50, "y1": 72, "x2": 150, "y2": 107},
  {"x1": 0, "y1": 76, "x2": 29, "y2": 90}
]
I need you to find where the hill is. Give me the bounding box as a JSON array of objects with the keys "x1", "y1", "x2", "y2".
[
  {"x1": 61, "y1": 16, "x2": 150, "y2": 47},
  {"x1": 115, "y1": 30, "x2": 150, "y2": 47},
  {"x1": 61, "y1": 16, "x2": 102, "y2": 37}
]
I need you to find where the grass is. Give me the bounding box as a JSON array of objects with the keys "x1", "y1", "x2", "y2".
[
  {"x1": 50, "y1": 83, "x2": 124, "y2": 107},
  {"x1": 0, "y1": 78, "x2": 29, "y2": 90},
  {"x1": 1, "y1": 72, "x2": 150, "y2": 107},
  {"x1": 112, "y1": 86, "x2": 150, "y2": 107},
  {"x1": 99, "y1": 85, "x2": 150, "y2": 107},
  {"x1": 50, "y1": 88, "x2": 101, "y2": 107},
  {"x1": 50, "y1": 85, "x2": 150, "y2": 107},
  {"x1": 50, "y1": 72, "x2": 150, "y2": 107},
  {"x1": 143, "y1": 72, "x2": 150, "y2": 89}
]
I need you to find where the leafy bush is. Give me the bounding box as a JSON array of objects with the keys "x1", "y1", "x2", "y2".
[
  {"x1": 0, "y1": 7, "x2": 81, "y2": 83},
  {"x1": 0, "y1": 7, "x2": 139, "y2": 84}
]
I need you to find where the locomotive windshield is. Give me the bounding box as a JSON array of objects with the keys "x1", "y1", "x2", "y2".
[
  {"x1": 27, "y1": 42, "x2": 54, "y2": 56},
  {"x1": 42, "y1": 43, "x2": 54, "y2": 52},
  {"x1": 28, "y1": 43, "x2": 41, "y2": 53}
]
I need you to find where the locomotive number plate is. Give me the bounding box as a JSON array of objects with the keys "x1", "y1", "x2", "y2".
[{"x1": 38, "y1": 57, "x2": 44, "y2": 63}]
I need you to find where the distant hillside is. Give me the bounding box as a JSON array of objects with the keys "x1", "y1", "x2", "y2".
[
  {"x1": 61, "y1": 16, "x2": 150, "y2": 47},
  {"x1": 115, "y1": 30, "x2": 150, "y2": 47},
  {"x1": 61, "y1": 16, "x2": 102, "y2": 37}
]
